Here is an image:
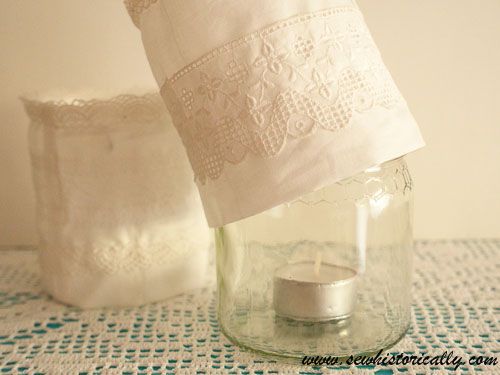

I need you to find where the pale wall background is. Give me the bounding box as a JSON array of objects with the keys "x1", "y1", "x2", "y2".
[{"x1": 0, "y1": 0, "x2": 499, "y2": 245}]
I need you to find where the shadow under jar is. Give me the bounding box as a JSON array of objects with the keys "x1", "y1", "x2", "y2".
[{"x1": 215, "y1": 157, "x2": 414, "y2": 358}]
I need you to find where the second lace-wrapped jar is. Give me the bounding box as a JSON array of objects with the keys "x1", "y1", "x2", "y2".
[{"x1": 22, "y1": 92, "x2": 211, "y2": 308}]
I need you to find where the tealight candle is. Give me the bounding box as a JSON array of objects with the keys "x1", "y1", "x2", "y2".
[{"x1": 273, "y1": 253, "x2": 357, "y2": 322}]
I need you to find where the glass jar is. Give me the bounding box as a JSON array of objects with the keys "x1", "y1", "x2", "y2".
[{"x1": 215, "y1": 157, "x2": 414, "y2": 357}]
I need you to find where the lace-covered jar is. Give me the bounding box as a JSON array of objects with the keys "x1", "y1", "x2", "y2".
[
  {"x1": 124, "y1": 0, "x2": 424, "y2": 358},
  {"x1": 22, "y1": 92, "x2": 211, "y2": 308},
  {"x1": 216, "y1": 157, "x2": 414, "y2": 357}
]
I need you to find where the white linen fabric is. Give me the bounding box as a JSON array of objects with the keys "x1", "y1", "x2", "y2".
[
  {"x1": 22, "y1": 93, "x2": 211, "y2": 308},
  {"x1": 125, "y1": 0, "x2": 425, "y2": 227}
]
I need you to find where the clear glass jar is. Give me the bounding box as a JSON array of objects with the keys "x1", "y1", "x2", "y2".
[{"x1": 215, "y1": 157, "x2": 414, "y2": 357}]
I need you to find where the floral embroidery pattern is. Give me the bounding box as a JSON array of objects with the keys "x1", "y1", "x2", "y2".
[
  {"x1": 306, "y1": 68, "x2": 336, "y2": 100},
  {"x1": 197, "y1": 73, "x2": 224, "y2": 102},
  {"x1": 225, "y1": 60, "x2": 249, "y2": 85},
  {"x1": 253, "y1": 42, "x2": 289, "y2": 75},
  {"x1": 160, "y1": 7, "x2": 404, "y2": 184}
]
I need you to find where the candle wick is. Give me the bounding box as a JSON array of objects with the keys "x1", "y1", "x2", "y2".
[{"x1": 314, "y1": 251, "x2": 322, "y2": 276}]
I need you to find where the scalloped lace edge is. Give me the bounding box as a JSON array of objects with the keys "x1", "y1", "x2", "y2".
[{"x1": 21, "y1": 93, "x2": 167, "y2": 129}]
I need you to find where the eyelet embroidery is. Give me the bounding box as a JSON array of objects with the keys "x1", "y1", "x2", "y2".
[{"x1": 158, "y1": 7, "x2": 403, "y2": 184}]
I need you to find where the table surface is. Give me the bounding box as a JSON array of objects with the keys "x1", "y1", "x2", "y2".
[{"x1": 0, "y1": 240, "x2": 498, "y2": 375}]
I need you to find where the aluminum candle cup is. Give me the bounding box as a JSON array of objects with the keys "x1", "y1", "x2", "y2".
[{"x1": 273, "y1": 261, "x2": 357, "y2": 322}]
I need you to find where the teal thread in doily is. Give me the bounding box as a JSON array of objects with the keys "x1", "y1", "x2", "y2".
[{"x1": 0, "y1": 240, "x2": 499, "y2": 374}]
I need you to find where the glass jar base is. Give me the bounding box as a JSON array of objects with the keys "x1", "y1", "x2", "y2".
[
  {"x1": 274, "y1": 313, "x2": 352, "y2": 324},
  {"x1": 219, "y1": 309, "x2": 410, "y2": 359}
]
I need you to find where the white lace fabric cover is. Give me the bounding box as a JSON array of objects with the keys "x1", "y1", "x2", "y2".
[
  {"x1": 22, "y1": 93, "x2": 211, "y2": 308},
  {"x1": 125, "y1": 0, "x2": 425, "y2": 227}
]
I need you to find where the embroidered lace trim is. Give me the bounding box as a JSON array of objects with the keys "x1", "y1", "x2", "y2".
[
  {"x1": 124, "y1": 0, "x2": 159, "y2": 27},
  {"x1": 160, "y1": 7, "x2": 404, "y2": 184},
  {"x1": 38, "y1": 236, "x2": 205, "y2": 276},
  {"x1": 21, "y1": 93, "x2": 166, "y2": 130}
]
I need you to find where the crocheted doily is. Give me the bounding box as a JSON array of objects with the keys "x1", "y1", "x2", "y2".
[{"x1": 0, "y1": 240, "x2": 498, "y2": 374}]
